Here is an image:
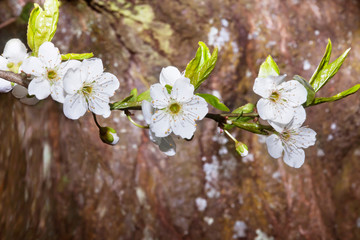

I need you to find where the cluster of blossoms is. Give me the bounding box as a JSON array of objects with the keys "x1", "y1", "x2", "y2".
[
  {"x1": 253, "y1": 74, "x2": 316, "y2": 168},
  {"x1": 142, "y1": 66, "x2": 209, "y2": 156},
  {"x1": 0, "y1": 39, "x2": 120, "y2": 120}
]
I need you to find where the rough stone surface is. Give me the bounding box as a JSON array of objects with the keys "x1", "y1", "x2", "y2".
[{"x1": 1, "y1": 0, "x2": 360, "y2": 239}]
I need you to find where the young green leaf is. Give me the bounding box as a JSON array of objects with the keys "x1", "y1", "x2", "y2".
[
  {"x1": 61, "y1": 53, "x2": 94, "y2": 61},
  {"x1": 136, "y1": 89, "x2": 151, "y2": 102},
  {"x1": 27, "y1": 0, "x2": 60, "y2": 56},
  {"x1": 293, "y1": 75, "x2": 315, "y2": 107},
  {"x1": 309, "y1": 84, "x2": 360, "y2": 106},
  {"x1": 258, "y1": 55, "x2": 280, "y2": 78},
  {"x1": 309, "y1": 39, "x2": 351, "y2": 92},
  {"x1": 224, "y1": 103, "x2": 256, "y2": 130},
  {"x1": 309, "y1": 39, "x2": 332, "y2": 85},
  {"x1": 196, "y1": 93, "x2": 230, "y2": 112},
  {"x1": 185, "y1": 42, "x2": 218, "y2": 90}
]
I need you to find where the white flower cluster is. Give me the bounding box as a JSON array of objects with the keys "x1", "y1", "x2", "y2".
[
  {"x1": 142, "y1": 66, "x2": 208, "y2": 156},
  {"x1": 0, "y1": 39, "x2": 119, "y2": 120},
  {"x1": 253, "y1": 74, "x2": 316, "y2": 168}
]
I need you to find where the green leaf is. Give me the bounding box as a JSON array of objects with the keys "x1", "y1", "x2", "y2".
[
  {"x1": 185, "y1": 41, "x2": 218, "y2": 90},
  {"x1": 136, "y1": 89, "x2": 151, "y2": 102},
  {"x1": 258, "y1": 55, "x2": 280, "y2": 78},
  {"x1": 231, "y1": 121, "x2": 272, "y2": 135},
  {"x1": 309, "y1": 39, "x2": 332, "y2": 85},
  {"x1": 309, "y1": 84, "x2": 360, "y2": 106},
  {"x1": 61, "y1": 53, "x2": 94, "y2": 61},
  {"x1": 293, "y1": 75, "x2": 315, "y2": 107},
  {"x1": 196, "y1": 93, "x2": 230, "y2": 112},
  {"x1": 309, "y1": 39, "x2": 351, "y2": 92},
  {"x1": 224, "y1": 103, "x2": 255, "y2": 130},
  {"x1": 27, "y1": 0, "x2": 60, "y2": 56}
]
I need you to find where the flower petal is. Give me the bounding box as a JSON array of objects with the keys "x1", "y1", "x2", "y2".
[
  {"x1": 21, "y1": 57, "x2": 45, "y2": 76},
  {"x1": 268, "y1": 120, "x2": 286, "y2": 133},
  {"x1": 150, "y1": 110, "x2": 171, "y2": 137},
  {"x1": 265, "y1": 134, "x2": 283, "y2": 158},
  {"x1": 12, "y1": 85, "x2": 28, "y2": 98},
  {"x1": 80, "y1": 58, "x2": 104, "y2": 83},
  {"x1": 292, "y1": 127, "x2": 317, "y2": 148},
  {"x1": 287, "y1": 106, "x2": 306, "y2": 129},
  {"x1": 158, "y1": 135, "x2": 176, "y2": 156},
  {"x1": 63, "y1": 94, "x2": 88, "y2": 120},
  {"x1": 87, "y1": 92, "x2": 111, "y2": 117},
  {"x1": 0, "y1": 56, "x2": 8, "y2": 70},
  {"x1": 182, "y1": 95, "x2": 208, "y2": 121},
  {"x1": 38, "y1": 42, "x2": 61, "y2": 68},
  {"x1": 28, "y1": 78, "x2": 51, "y2": 100},
  {"x1": 171, "y1": 114, "x2": 196, "y2": 139},
  {"x1": 3, "y1": 39, "x2": 28, "y2": 63},
  {"x1": 149, "y1": 130, "x2": 176, "y2": 156},
  {"x1": 0, "y1": 78, "x2": 13, "y2": 93},
  {"x1": 160, "y1": 66, "x2": 181, "y2": 86},
  {"x1": 279, "y1": 80, "x2": 307, "y2": 107},
  {"x1": 58, "y1": 60, "x2": 81, "y2": 78},
  {"x1": 257, "y1": 98, "x2": 275, "y2": 120},
  {"x1": 150, "y1": 83, "x2": 170, "y2": 109},
  {"x1": 51, "y1": 82, "x2": 66, "y2": 103},
  {"x1": 283, "y1": 145, "x2": 305, "y2": 168},
  {"x1": 63, "y1": 68, "x2": 83, "y2": 94},
  {"x1": 95, "y1": 72, "x2": 120, "y2": 96},
  {"x1": 20, "y1": 96, "x2": 39, "y2": 105},
  {"x1": 253, "y1": 75, "x2": 286, "y2": 98},
  {"x1": 171, "y1": 77, "x2": 194, "y2": 103},
  {"x1": 142, "y1": 100, "x2": 153, "y2": 124}
]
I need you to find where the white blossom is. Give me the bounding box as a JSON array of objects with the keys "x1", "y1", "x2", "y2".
[
  {"x1": 62, "y1": 58, "x2": 119, "y2": 120},
  {"x1": 142, "y1": 100, "x2": 176, "y2": 156},
  {"x1": 21, "y1": 42, "x2": 81, "y2": 103},
  {"x1": 0, "y1": 39, "x2": 28, "y2": 92},
  {"x1": 265, "y1": 107, "x2": 316, "y2": 168},
  {"x1": 149, "y1": 74, "x2": 208, "y2": 139},
  {"x1": 253, "y1": 74, "x2": 307, "y2": 124}
]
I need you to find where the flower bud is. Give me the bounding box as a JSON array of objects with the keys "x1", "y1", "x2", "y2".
[
  {"x1": 99, "y1": 127, "x2": 119, "y2": 145},
  {"x1": 235, "y1": 142, "x2": 248, "y2": 157}
]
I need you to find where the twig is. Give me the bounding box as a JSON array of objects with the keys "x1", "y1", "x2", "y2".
[{"x1": 0, "y1": 70, "x2": 29, "y2": 87}]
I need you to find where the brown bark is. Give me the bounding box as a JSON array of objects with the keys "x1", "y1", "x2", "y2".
[{"x1": 1, "y1": 0, "x2": 360, "y2": 239}]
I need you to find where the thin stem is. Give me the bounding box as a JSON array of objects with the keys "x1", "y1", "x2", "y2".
[
  {"x1": 124, "y1": 110, "x2": 149, "y2": 129},
  {"x1": 0, "y1": 70, "x2": 29, "y2": 87},
  {"x1": 224, "y1": 130, "x2": 237, "y2": 143},
  {"x1": 92, "y1": 113, "x2": 101, "y2": 129}
]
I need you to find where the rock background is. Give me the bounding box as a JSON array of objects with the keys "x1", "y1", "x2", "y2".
[{"x1": 1, "y1": 0, "x2": 360, "y2": 239}]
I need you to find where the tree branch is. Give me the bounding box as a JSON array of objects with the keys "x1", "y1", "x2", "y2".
[{"x1": 0, "y1": 70, "x2": 29, "y2": 87}]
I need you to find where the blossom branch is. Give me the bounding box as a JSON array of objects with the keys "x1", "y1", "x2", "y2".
[{"x1": 0, "y1": 70, "x2": 29, "y2": 87}]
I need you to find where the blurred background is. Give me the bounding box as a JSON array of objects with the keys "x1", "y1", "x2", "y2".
[{"x1": 1, "y1": 0, "x2": 360, "y2": 239}]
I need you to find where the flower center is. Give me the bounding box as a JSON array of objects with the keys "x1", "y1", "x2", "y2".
[
  {"x1": 47, "y1": 70, "x2": 57, "y2": 80},
  {"x1": 169, "y1": 102, "x2": 181, "y2": 114},
  {"x1": 282, "y1": 131, "x2": 291, "y2": 141},
  {"x1": 270, "y1": 91, "x2": 280, "y2": 102},
  {"x1": 82, "y1": 85, "x2": 93, "y2": 95}
]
